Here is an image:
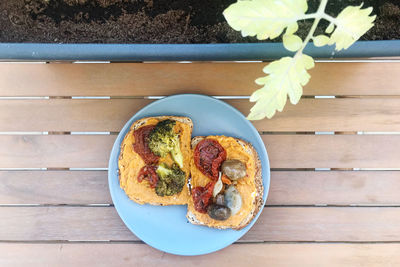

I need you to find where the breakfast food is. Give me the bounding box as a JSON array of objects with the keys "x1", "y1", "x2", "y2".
[
  {"x1": 186, "y1": 136, "x2": 263, "y2": 230},
  {"x1": 118, "y1": 116, "x2": 193, "y2": 205},
  {"x1": 118, "y1": 116, "x2": 264, "y2": 230}
]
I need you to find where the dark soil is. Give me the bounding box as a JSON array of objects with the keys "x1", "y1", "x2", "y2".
[{"x1": 0, "y1": 0, "x2": 399, "y2": 43}]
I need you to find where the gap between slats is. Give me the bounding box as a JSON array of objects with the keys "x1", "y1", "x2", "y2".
[
  {"x1": 2, "y1": 240, "x2": 400, "y2": 244},
  {"x1": 3, "y1": 59, "x2": 400, "y2": 63},
  {"x1": 2, "y1": 95, "x2": 400, "y2": 100}
]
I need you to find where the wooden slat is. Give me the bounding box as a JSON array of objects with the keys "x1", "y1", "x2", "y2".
[
  {"x1": 1, "y1": 243, "x2": 399, "y2": 266},
  {"x1": 0, "y1": 135, "x2": 400, "y2": 168},
  {"x1": 262, "y1": 135, "x2": 400, "y2": 168},
  {"x1": 0, "y1": 99, "x2": 152, "y2": 132},
  {"x1": 0, "y1": 207, "x2": 135, "y2": 241},
  {"x1": 1, "y1": 171, "x2": 400, "y2": 205},
  {"x1": 0, "y1": 62, "x2": 399, "y2": 96},
  {"x1": 268, "y1": 171, "x2": 400, "y2": 205},
  {"x1": 0, "y1": 171, "x2": 110, "y2": 204},
  {"x1": 2, "y1": 98, "x2": 400, "y2": 132},
  {"x1": 0, "y1": 135, "x2": 115, "y2": 168},
  {"x1": 306, "y1": 62, "x2": 400, "y2": 96},
  {"x1": 1, "y1": 207, "x2": 400, "y2": 241},
  {"x1": 259, "y1": 98, "x2": 400, "y2": 132}
]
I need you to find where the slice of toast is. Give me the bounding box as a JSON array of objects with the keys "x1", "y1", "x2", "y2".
[
  {"x1": 118, "y1": 116, "x2": 193, "y2": 205},
  {"x1": 187, "y1": 136, "x2": 263, "y2": 230}
]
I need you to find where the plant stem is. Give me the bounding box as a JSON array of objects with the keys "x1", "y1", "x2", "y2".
[
  {"x1": 296, "y1": 0, "x2": 329, "y2": 57},
  {"x1": 273, "y1": 0, "x2": 329, "y2": 104},
  {"x1": 298, "y1": 13, "x2": 319, "y2": 20},
  {"x1": 322, "y1": 13, "x2": 336, "y2": 24},
  {"x1": 260, "y1": 0, "x2": 329, "y2": 104}
]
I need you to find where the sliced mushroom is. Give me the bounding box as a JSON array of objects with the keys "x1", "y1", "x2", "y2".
[
  {"x1": 224, "y1": 185, "x2": 242, "y2": 216},
  {"x1": 221, "y1": 159, "x2": 246, "y2": 180},
  {"x1": 207, "y1": 204, "x2": 231, "y2": 221},
  {"x1": 214, "y1": 193, "x2": 225, "y2": 206}
]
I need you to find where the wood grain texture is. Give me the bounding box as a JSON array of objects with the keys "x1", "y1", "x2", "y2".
[
  {"x1": 262, "y1": 135, "x2": 400, "y2": 168},
  {"x1": 1, "y1": 207, "x2": 400, "y2": 241},
  {"x1": 1, "y1": 61, "x2": 399, "y2": 263},
  {"x1": 1, "y1": 243, "x2": 400, "y2": 267},
  {"x1": 268, "y1": 171, "x2": 400, "y2": 205},
  {"x1": 0, "y1": 135, "x2": 115, "y2": 168},
  {"x1": 0, "y1": 62, "x2": 399, "y2": 96},
  {"x1": 1, "y1": 171, "x2": 400, "y2": 205},
  {"x1": 306, "y1": 62, "x2": 400, "y2": 96},
  {"x1": 0, "y1": 99, "x2": 152, "y2": 132},
  {"x1": 0, "y1": 207, "x2": 135, "y2": 241},
  {"x1": 1, "y1": 135, "x2": 400, "y2": 168},
  {"x1": 2, "y1": 98, "x2": 400, "y2": 132},
  {"x1": 0, "y1": 171, "x2": 110, "y2": 204}
]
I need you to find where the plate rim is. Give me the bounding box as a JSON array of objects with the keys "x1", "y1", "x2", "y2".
[{"x1": 108, "y1": 93, "x2": 270, "y2": 255}]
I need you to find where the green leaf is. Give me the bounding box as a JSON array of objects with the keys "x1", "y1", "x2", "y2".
[
  {"x1": 313, "y1": 35, "x2": 330, "y2": 47},
  {"x1": 248, "y1": 54, "x2": 314, "y2": 120},
  {"x1": 328, "y1": 5, "x2": 376, "y2": 51},
  {"x1": 223, "y1": 0, "x2": 308, "y2": 40},
  {"x1": 283, "y1": 34, "x2": 303, "y2": 52}
]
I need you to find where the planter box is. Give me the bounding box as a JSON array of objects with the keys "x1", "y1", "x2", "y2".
[{"x1": 0, "y1": 40, "x2": 399, "y2": 61}]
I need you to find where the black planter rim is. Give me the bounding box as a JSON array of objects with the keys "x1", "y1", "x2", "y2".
[{"x1": 0, "y1": 40, "x2": 399, "y2": 61}]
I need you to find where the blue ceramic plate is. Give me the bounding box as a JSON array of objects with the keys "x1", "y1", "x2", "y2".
[{"x1": 108, "y1": 94, "x2": 270, "y2": 255}]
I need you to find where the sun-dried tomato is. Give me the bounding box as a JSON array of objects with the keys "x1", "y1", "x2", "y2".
[
  {"x1": 194, "y1": 139, "x2": 226, "y2": 180},
  {"x1": 137, "y1": 165, "x2": 158, "y2": 188},
  {"x1": 192, "y1": 182, "x2": 215, "y2": 213}
]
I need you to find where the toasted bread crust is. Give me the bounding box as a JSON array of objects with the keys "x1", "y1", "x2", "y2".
[
  {"x1": 187, "y1": 136, "x2": 264, "y2": 230},
  {"x1": 130, "y1": 116, "x2": 193, "y2": 132},
  {"x1": 118, "y1": 116, "x2": 193, "y2": 206}
]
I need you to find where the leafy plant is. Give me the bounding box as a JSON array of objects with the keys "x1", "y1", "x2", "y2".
[{"x1": 223, "y1": 0, "x2": 376, "y2": 120}]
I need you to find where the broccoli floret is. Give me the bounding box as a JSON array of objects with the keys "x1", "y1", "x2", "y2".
[
  {"x1": 147, "y1": 119, "x2": 184, "y2": 168},
  {"x1": 155, "y1": 163, "x2": 186, "y2": 197}
]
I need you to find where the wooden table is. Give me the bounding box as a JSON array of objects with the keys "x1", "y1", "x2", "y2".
[{"x1": 1, "y1": 60, "x2": 400, "y2": 266}]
